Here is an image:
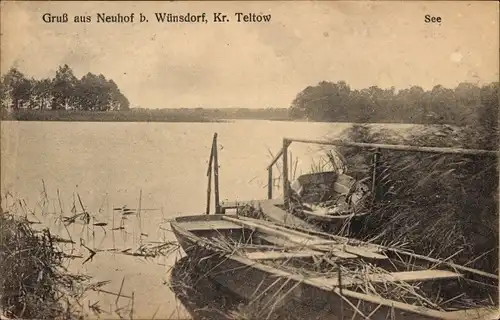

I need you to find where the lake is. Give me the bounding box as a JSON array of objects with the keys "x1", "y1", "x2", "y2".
[{"x1": 0, "y1": 120, "x2": 416, "y2": 319}]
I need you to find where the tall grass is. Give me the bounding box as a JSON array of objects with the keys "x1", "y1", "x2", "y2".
[
  {"x1": 332, "y1": 124, "x2": 498, "y2": 274},
  {"x1": 0, "y1": 209, "x2": 87, "y2": 320}
]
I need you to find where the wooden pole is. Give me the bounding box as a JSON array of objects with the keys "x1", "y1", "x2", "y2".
[
  {"x1": 206, "y1": 163, "x2": 212, "y2": 215},
  {"x1": 282, "y1": 139, "x2": 289, "y2": 208},
  {"x1": 371, "y1": 148, "x2": 380, "y2": 204},
  {"x1": 285, "y1": 137, "x2": 498, "y2": 156},
  {"x1": 213, "y1": 133, "x2": 221, "y2": 214},
  {"x1": 205, "y1": 134, "x2": 215, "y2": 215},
  {"x1": 338, "y1": 266, "x2": 344, "y2": 319},
  {"x1": 267, "y1": 167, "x2": 273, "y2": 199}
]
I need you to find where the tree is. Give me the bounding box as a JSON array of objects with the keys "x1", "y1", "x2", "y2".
[
  {"x1": 455, "y1": 82, "x2": 481, "y2": 126},
  {"x1": 0, "y1": 75, "x2": 10, "y2": 110},
  {"x1": 76, "y1": 73, "x2": 130, "y2": 111},
  {"x1": 51, "y1": 64, "x2": 78, "y2": 110},
  {"x1": 476, "y1": 82, "x2": 499, "y2": 149},
  {"x1": 290, "y1": 85, "x2": 316, "y2": 119},
  {"x1": 395, "y1": 86, "x2": 425, "y2": 123},
  {"x1": 426, "y1": 85, "x2": 454, "y2": 124},
  {"x1": 1, "y1": 64, "x2": 131, "y2": 113},
  {"x1": 288, "y1": 80, "x2": 497, "y2": 127},
  {"x1": 290, "y1": 81, "x2": 353, "y2": 122},
  {"x1": 2, "y1": 68, "x2": 33, "y2": 110},
  {"x1": 28, "y1": 78, "x2": 53, "y2": 110},
  {"x1": 348, "y1": 89, "x2": 374, "y2": 123},
  {"x1": 108, "y1": 79, "x2": 129, "y2": 111}
]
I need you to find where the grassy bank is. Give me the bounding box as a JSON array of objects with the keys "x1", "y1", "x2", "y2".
[{"x1": 331, "y1": 124, "x2": 498, "y2": 274}]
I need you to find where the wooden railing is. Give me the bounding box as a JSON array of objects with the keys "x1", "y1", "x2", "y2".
[
  {"x1": 266, "y1": 137, "x2": 498, "y2": 207},
  {"x1": 205, "y1": 133, "x2": 497, "y2": 213}
]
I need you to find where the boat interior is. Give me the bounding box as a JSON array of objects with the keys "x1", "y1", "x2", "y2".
[
  {"x1": 172, "y1": 214, "x2": 498, "y2": 316},
  {"x1": 290, "y1": 171, "x2": 370, "y2": 216}
]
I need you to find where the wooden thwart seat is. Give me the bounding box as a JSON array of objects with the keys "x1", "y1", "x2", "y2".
[
  {"x1": 220, "y1": 198, "x2": 282, "y2": 210},
  {"x1": 223, "y1": 215, "x2": 314, "y2": 243},
  {"x1": 257, "y1": 234, "x2": 358, "y2": 259},
  {"x1": 309, "y1": 243, "x2": 388, "y2": 260},
  {"x1": 220, "y1": 200, "x2": 256, "y2": 210},
  {"x1": 223, "y1": 216, "x2": 387, "y2": 260},
  {"x1": 310, "y1": 269, "x2": 463, "y2": 288},
  {"x1": 332, "y1": 173, "x2": 357, "y2": 194},
  {"x1": 245, "y1": 250, "x2": 324, "y2": 261},
  {"x1": 179, "y1": 220, "x2": 243, "y2": 232},
  {"x1": 222, "y1": 199, "x2": 313, "y2": 228},
  {"x1": 258, "y1": 234, "x2": 294, "y2": 246}
]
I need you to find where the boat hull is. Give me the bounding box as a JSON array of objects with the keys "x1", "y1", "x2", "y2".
[
  {"x1": 170, "y1": 216, "x2": 485, "y2": 320},
  {"x1": 171, "y1": 222, "x2": 344, "y2": 319}
]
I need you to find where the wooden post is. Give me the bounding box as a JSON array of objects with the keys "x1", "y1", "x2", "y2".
[
  {"x1": 282, "y1": 139, "x2": 289, "y2": 208},
  {"x1": 338, "y1": 266, "x2": 344, "y2": 319},
  {"x1": 213, "y1": 133, "x2": 221, "y2": 214},
  {"x1": 371, "y1": 148, "x2": 381, "y2": 204},
  {"x1": 267, "y1": 167, "x2": 273, "y2": 199},
  {"x1": 205, "y1": 134, "x2": 215, "y2": 214}
]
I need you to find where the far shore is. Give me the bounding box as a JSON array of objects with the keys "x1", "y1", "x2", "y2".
[
  {"x1": 0, "y1": 109, "x2": 293, "y2": 123},
  {"x1": 0, "y1": 110, "x2": 462, "y2": 126}
]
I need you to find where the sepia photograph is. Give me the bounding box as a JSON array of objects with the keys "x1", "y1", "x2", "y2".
[{"x1": 0, "y1": 1, "x2": 499, "y2": 319}]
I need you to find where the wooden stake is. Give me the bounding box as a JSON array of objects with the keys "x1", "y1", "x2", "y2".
[
  {"x1": 282, "y1": 139, "x2": 289, "y2": 208},
  {"x1": 371, "y1": 148, "x2": 380, "y2": 204},
  {"x1": 267, "y1": 167, "x2": 273, "y2": 199},
  {"x1": 213, "y1": 133, "x2": 221, "y2": 213},
  {"x1": 205, "y1": 134, "x2": 215, "y2": 215}
]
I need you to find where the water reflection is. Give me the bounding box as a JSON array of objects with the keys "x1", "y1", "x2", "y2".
[{"x1": 169, "y1": 256, "x2": 244, "y2": 320}]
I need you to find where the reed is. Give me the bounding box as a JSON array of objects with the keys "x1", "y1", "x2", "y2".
[
  {"x1": 1, "y1": 183, "x2": 178, "y2": 320},
  {"x1": 266, "y1": 148, "x2": 301, "y2": 192},
  {"x1": 0, "y1": 207, "x2": 87, "y2": 319},
  {"x1": 331, "y1": 124, "x2": 498, "y2": 274}
]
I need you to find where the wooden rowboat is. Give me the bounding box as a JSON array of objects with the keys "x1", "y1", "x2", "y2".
[
  {"x1": 289, "y1": 171, "x2": 372, "y2": 232},
  {"x1": 170, "y1": 214, "x2": 498, "y2": 320}
]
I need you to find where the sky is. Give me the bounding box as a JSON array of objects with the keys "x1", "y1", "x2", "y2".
[{"x1": 1, "y1": 1, "x2": 498, "y2": 109}]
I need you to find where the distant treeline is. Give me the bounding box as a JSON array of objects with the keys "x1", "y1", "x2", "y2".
[
  {"x1": 0, "y1": 65, "x2": 130, "y2": 112},
  {"x1": 0, "y1": 64, "x2": 291, "y2": 122},
  {"x1": 1, "y1": 107, "x2": 289, "y2": 122},
  {"x1": 290, "y1": 81, "x2": 499, "y2": 128},
  {"x1": 131, "y1": 107, "x2": 290, "y2": 121},
  {"x1": 4, "y1": 109, "x2": 221, "y2": 122},
  {"x1": 1, "y1": 64, "x2": 498, "y2": 128}
]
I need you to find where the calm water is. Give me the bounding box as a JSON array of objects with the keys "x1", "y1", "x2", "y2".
[
  {"x1": 1, "y1": 120, "x2": 358, "y2": 213},
  {"x1": 0, "y1": 120, "x2": 415, "y2": 319}
]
